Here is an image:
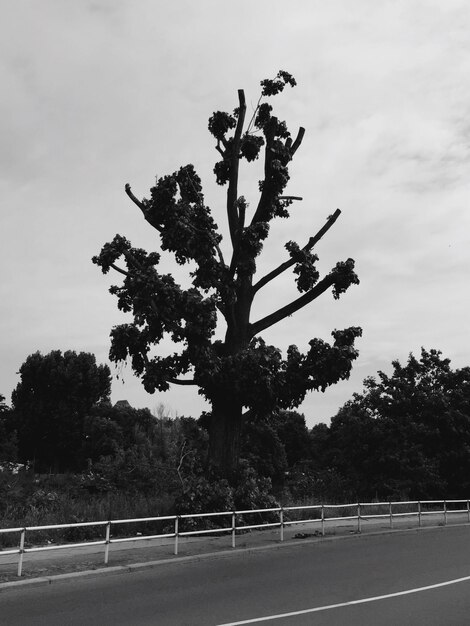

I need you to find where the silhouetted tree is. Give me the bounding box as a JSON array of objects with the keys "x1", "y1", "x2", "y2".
[
  {"x1": 324, "y1": 349, "x2": 470, "y2": 498},
  {"x1": 241, "y1": 412, "x2": 288, "y2": 481},
  {"x1": 275, "y1": 410, "x2": 311, "y2": 468},
  {"x1": 11, "y1": 351, "x2": 111, "y2": 472},
  {"x1": 94, "y1": 71, "x2": 361, "y2": 476}
]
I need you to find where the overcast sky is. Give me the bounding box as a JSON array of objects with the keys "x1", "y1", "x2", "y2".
[{"x1": 1, "y1": 0, "x2": 469, "y2": 426}]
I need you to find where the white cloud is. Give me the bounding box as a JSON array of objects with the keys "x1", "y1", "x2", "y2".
[{"x1": 1, "y1": 0, "x2": 470, "y2": 425}]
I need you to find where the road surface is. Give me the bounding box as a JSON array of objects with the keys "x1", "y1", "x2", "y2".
[{"x1": 1, "y1": 525, "x2": 470, "y2": 625}]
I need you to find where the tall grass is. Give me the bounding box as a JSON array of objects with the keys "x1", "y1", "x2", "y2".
[
  {"x1": 0, "y1": 471, "x2": 175, "y2": 548},
  {"x1": 2, "y1": 471, "x2": 463, "y2": 550}
]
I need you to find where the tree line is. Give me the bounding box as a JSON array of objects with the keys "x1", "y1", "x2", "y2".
[{"x1": 2, "y1": 347, "x2": 470, "y2": 505}]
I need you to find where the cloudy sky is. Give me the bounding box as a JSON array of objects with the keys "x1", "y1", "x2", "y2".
[{"x1": 1, "y1": 0, "x2": 469, "y2": 425}]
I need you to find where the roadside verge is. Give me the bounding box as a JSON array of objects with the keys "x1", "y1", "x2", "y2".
[{"x1": 2, "y1": 513, "x2": 468, "y2": 590}]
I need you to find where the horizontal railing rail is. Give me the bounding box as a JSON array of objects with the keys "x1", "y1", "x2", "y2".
[{"x1": 1, "y1": 499, "x2": 469, "y2": 577}]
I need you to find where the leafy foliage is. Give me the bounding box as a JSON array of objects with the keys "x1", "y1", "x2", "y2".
[
  {"x1": 285, "y1": 241, "x2": 320, "y2": 292},
  {"x1": 174, "y1": 464, "x2": 278, "y2": 530},
  {"x1": 11, "y1": 351, "x2": 111, "y2": 472},
  {"x1": 89, "y1": 412, "x2": 208, "y2": 494},
  {"x1": 314, "y1": 349, "x2": 470, "y2": 499},
  {"x1": 260, "y1": 70, "x2": 297, "y2": 96}
]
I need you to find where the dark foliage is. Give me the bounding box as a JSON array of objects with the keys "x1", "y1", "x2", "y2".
[
  {"x1": 0, "y1": 395, "x2": 18, "y2": 462},
  {"x1": 11, "y1": 351, "x2": 111, "y2": 472},
  {"x1": 313, "y1": 349, "x2": 470, "y2": 500}
]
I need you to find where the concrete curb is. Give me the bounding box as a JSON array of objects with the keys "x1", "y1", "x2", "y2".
[{"x1": 2, "y1": 522, "x2": 466, "y2": 592}]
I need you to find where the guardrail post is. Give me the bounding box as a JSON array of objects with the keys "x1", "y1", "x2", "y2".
[
  {"x1": 357, "y1": 503, "x2": 361, "y2": 533},
  {"x1": 231, "y1": 511, "x2": 236, "y2": 548},
  {"x1": 389, "y1": 502, "x2": 393, "y2": 529},
  {"x1": 104, "y1": 521, "x2": 111, "y2": 565},
  {"x1": 444, "y1": 500, "x2": 447, "y2": 526},
  {"x1": 467, "y1": 500, "x2": 470, "y2": 523},
  {"x1": 17, "y1": 528, "x2": 26, "y2": 577},
  {"x1": 279, "y1": 507, "x2": 284, "y2": 542},
  {"x1": 418, "y1": 501, "x2": 421, "y2": 527},
  {"x1": 174, "y1": 516, "x2": 179, "y2": 555},
  {"x1": 321, "y1": 504, "x2": 325, "y2": 536}
]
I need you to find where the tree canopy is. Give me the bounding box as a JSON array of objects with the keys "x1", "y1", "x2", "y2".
[
  {"x1": 94, "y1": 71, "x2": 361, "y2": 474},
  {"x1": 318, "y1": 349, "x2": 470, "y2": 499},
  {"x1": 11, "y1": 350, "x2": 111, "y2": 472}
]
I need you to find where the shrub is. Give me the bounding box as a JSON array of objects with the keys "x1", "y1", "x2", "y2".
[{"x1": 174, "y1": 475, "x2": 234, "y2": 531}]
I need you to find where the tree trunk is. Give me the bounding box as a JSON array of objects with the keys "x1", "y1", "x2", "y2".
[
  {"x1": 208, "y1": 265, "x2": 253, "y2": 476},
  {"x1": 209, "y1": 395, "x2": 243, "y2": 475}
]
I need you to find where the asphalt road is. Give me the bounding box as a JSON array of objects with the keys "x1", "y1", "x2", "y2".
[{"x1": 1, "y1": 525, "x2": 470, "y2": 625}]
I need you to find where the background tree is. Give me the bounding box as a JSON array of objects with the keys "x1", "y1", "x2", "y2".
[
  {"x1": 240, "y1": 411, "x2": 288, "y2": 482},
  {"x1": 94, "y1": 71, "x2": 361, "y2": 475},
  {"x1": 319, "y1": 349, "x2": 470, "y2": 499},
  {"x1": 11, "y1": 351, "x2": 111, "y2": 472},
  {"x1": 87, "y1": 406, "x2": 208, "y2": 495},
  {"x1": 0, "y1": 394, "x2": 18, "y2": 462},
  {"x1": 275, "y1": 410, "x2": 312, "y2": 469},
  {"x1": 240, "y1": 410, "x2": 312, "y2": 483}
]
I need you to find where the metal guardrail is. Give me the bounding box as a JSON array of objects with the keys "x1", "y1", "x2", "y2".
[{"x1": 1, "y1": 499, "x2": 469, "y2": 576}]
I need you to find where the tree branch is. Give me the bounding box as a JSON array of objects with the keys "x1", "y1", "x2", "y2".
[
  {"x1": 122, "y1": 249, "x2": 144, "y2": 271},
  {"x1": 142, "y1": 356, "x2": 196, "y2": 387},
  {"x1": 250, "y1": 124, "x2": 275, "y2": 226},
  {"x1": 125, "y1": 183, "x2": 145, "y2": 212},
  {"x1": 110, "y1": 263, "x2": 129, "y2": 277},
  {"x1": 250, "y1": 128, "x2": 305, "y2": 228},
  {"x1": 290, "y1": 127, "x2": 305, "y2": 156},
  {"x1": 125, "y1": 183, "x2": 162, "y2": 232},
  {"x1": 237, "y1": 199, "x2": 246, "y2": 235},
  {"x1": 214, "y1": 243, "x2": 226, "y2": 268},
  {"x1": 245, "y1": 94, "x2": 263, "y2": 135},
  {"x1": 250, "y1": 274, "x2": 335, "y2": 337},
  {"x1": 177, "y1": 440, "x2": 190, "y2": 486},
  {"x1": 168, "y1": 378, "x2": 197, "y2": 386},
  {"x1": 252, "y1": 209, "x2": 341, "y2": 295},
  {"x1": 227, "y1": 90, "x2": 246, "y2": 246}
]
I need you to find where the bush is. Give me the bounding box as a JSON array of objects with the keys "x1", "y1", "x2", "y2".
[
  {"x1": 173, "y1": 464, "x2": 279, "y2": 531},
  {"x1": 174, "y1": 475, "x2": 234, "y2": 531},
  {"x1": 233, "y1": 465, "x2": 279, "y2": 527},
  {"x1": 285, "y1": 466, "x2": 354, "y2": 503}
]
